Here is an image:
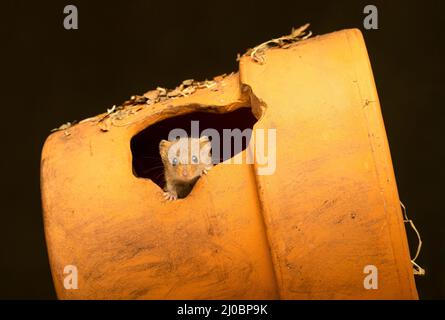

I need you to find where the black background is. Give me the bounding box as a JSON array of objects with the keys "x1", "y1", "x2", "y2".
[{"x1": 0, "y1": 0, "x2": 443, "y2": 299}]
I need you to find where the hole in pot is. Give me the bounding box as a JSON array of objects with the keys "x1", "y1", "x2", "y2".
[{"x1": 130, "y1": 106, "x2": 258, "y2": 194}]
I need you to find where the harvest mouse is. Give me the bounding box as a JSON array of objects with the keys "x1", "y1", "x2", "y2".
[{"x1": 159, "y1": 136, "x2": 213, "y2": 200}]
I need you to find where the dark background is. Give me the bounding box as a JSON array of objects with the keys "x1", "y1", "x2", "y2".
[{"x1": 1, "y1": 0, "x2": 443, "y2": 299}]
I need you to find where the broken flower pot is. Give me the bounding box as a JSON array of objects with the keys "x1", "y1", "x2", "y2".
[{"x1": 40, "y1": 28, "x2": 418, "y2": 299}]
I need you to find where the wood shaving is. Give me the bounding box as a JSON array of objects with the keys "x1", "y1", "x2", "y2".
[
  {"x1": 51, "y1": 121, "x2": 76, "y2": 132},
  {"x1": 50, "y1": 70, "x2": 234, "y2": 134},
  {"x1": 98, "y1": 117, "x2": 112, "y2": 132},
  {"x1": 143, "y1": 90, "x2": 160, "y2": 101},
  {"x1": 241, "y1": 23, "x2": 312, "y2": 64}
]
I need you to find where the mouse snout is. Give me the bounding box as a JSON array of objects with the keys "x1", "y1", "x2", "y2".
[{"x1": 181, "y1": 168, "x2": 188, "y2": 177}]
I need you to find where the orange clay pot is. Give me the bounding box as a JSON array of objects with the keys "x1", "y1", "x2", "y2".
[{"x1": 40, "y1": 29, "x2": 418, "y2": 299}]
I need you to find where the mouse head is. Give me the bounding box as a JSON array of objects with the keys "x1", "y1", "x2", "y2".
[{"x1": 159, "y1": 136, "x2": 212, "y2": 181}]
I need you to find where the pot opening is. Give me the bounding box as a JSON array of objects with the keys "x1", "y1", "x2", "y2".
[{"x1": 130, "y1": 106, "x2": 258, "y2": 194}]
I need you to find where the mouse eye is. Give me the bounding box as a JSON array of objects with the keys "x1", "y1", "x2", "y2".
[
  {"x1": 192, "y1": 155, "x2": 198, "y2": 164},
  {"x1": 171, "y1": 157, "x2": 178, "y2": 166}
]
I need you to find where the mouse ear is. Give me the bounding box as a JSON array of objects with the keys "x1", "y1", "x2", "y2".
[
  {"x1": 199, "y1": 135, "x2": 210, "y2": 146},
  {"x1": 159, "y1": 140, "x2": 170, "y2": 152},
  {"x1": 199, "y1": 135, "x2": 209, "y2": 141},
  {"x1": 200, "y1": 136, "x2": 212, "y2": 156}
]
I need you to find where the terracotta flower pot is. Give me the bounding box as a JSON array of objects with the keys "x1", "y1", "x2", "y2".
[{"x1": 41, "y1": 28, "x2": 418, "y2": 299}]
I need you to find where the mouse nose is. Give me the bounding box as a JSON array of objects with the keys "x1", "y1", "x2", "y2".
[{"x1": 182, "y1": 169, "x2": 188, "y2": 177}]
